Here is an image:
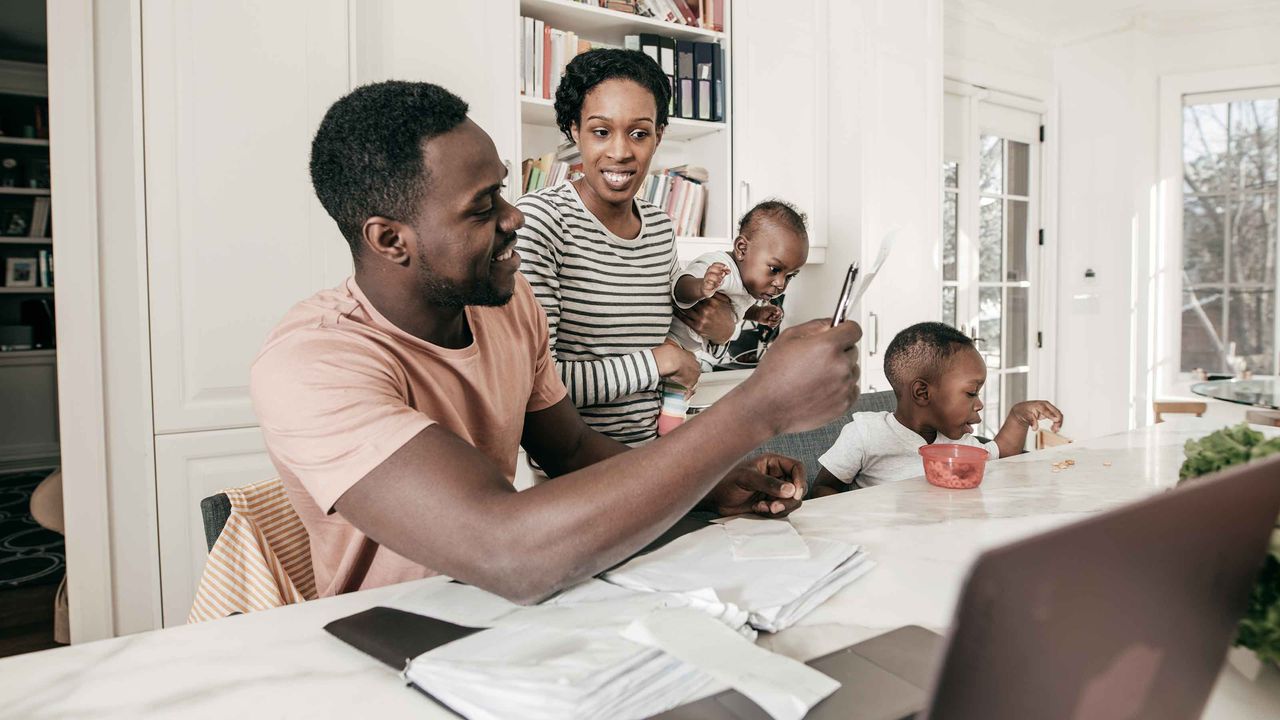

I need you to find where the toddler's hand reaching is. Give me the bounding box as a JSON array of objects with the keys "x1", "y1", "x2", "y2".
[
  {"x1": 700, "y1": 263, "x2": 731, "y2": 299},
  {"x1": 1007, "y1": 400, "x2": 1064, "y2": 432},
  {"x1": 745, "y1": 304, "x2": 784, "y2": 327}
]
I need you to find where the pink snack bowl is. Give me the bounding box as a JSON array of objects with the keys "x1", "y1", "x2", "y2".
[{"x1": 919, "y1": 444, "x2": 989, "y2": 489}]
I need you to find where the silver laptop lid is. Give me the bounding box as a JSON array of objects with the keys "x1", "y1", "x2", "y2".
[{"x1": 921, "y1": 454, "x2": 1280, "y2": 720}]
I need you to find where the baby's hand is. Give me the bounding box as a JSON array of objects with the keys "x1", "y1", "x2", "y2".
[
  {"x1": 1007, "y1": 400, "x2": 1063, "y2": 432},
  {"x1": 700, "y1": 263, "x2": 731, "y2": 299},
  {"x1": 746, "y1": 304, "x2": 784, "y2": 327}
]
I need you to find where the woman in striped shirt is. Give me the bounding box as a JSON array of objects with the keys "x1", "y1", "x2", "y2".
[{"x1": 517, "y1": 49, "x2": 735, "y2": 445}]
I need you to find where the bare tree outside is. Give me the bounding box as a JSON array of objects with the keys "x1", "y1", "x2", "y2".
[{"x1": 1182, "y1": 98, "x2": 1279, "y2": 374}]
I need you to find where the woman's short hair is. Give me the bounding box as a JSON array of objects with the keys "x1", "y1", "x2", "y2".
[{"x1": 554, "y1": 48, "x2": 671, "y2": 142}]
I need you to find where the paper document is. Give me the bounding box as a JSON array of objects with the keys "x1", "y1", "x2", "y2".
[
  {"x1": 847, "y1": 228, "x2": 897, "y2": 307},
  {"x1": 723, "y1": 517, "x2": 811, "y2": 561},
  {"x1": 623, "y1": 607, "x2": 841, "y2": 720}
]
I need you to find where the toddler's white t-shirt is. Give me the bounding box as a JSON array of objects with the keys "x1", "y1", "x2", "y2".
[{"x1": 818, "y1": 411, "x2": 999, "y2": 488}]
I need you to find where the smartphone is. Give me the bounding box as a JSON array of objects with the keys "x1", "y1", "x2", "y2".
[{"x1": 831, "y1": 263, "x2": 860, "y2": 327}]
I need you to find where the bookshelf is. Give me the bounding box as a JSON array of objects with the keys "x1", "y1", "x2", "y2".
[
  {"x1": 520, "y1": 0, "x2": 725, "y2": 43},
  {"x1": 0, "y1": 61, "x2": 56, "y2": 366},
  {"x1": 515, "y1": 0, "x2": 734, "y2": 255}
]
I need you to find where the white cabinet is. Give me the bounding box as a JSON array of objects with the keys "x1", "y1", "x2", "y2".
[
  {"x1": 142, "y1": 0, "x2": 353, "y2": 434},
  {"x1": 353, "y1": 0, "x2": 519, "y2": 176},
  {"x1": 732, "y1": 0, "x2": 828, "y2": 260},
  {"x1": 154, "y1": 427, "x2": 277, "y2": 628}
]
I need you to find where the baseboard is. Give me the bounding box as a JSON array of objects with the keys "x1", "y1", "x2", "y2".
[{"x1": 0, "y1": 444, "x2": 60, "y2": 474}]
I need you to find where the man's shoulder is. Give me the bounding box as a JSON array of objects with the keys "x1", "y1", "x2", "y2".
[{"x1": 252, "y1": 284, "x2": 394, "y2": 389}]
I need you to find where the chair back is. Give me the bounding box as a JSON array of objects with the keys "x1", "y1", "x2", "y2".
[
  {"x1": 750, "y1": 390, "x2": 897, "y2": 487},
  {"x1": 189, "y1": 478, "x2": 316, "y2": 623},
  {"x1": 200, "y1": 493, "x2": 232, "y2": 552}
]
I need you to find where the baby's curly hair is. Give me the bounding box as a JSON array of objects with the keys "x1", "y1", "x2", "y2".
[
  {"x1": 310, "y1": 81, "x2": 469, "y2": 261},
  {"x1": 554, "y1": 48, "x2": 670, "y2": 142},
  {"x1": 884, "y1": 322, "x2": 975, "y2": 397}
]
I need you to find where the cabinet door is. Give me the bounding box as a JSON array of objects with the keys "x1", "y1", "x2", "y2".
[
  {"x1": 142, "y1": 0, "x2": 353, "y2": 434},
  {"x1": 732, "y1": 0, "x2": 827, "y2": 256},
  {"x1": 352, "y1": 0, "x2": 519, "y2": 193},
  {"x1": 154, "y1": 427, "x2": 277, "y2": 627}
]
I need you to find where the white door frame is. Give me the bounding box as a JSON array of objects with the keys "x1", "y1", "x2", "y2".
[
  {"x1": 47, "y1": 0, "x2": 115, "y2": 643},
  {"x1": 48, "y1": 0, "x2": 162, "y2": 641}
]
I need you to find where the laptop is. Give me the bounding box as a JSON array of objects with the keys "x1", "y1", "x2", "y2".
[{"x1": 656, "y1": 453, "x2": 1280, "y2": 720}]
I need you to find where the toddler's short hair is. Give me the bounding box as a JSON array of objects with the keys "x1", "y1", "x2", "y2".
[
  {"x1": 737, "y1": 199, "x2": 808, "y2": 240},
  {"x1": 883, "y1": 322, "x2": 975, "y2": 397}
]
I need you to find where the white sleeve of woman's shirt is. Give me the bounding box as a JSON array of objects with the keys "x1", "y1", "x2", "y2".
[{"x1": 817, "y1": 417, "x2": 865, "y2": 484}]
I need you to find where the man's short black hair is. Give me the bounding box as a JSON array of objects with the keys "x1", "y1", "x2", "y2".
[
  {"x1": 310, "y1": 81, "x2": 469, "y2": 259},
  {"x1": 883, "y1": 322, "x2": 975, "y2": 397},
  {"x1": 738, "y1": 199, "x2": 809, "y2": 240},
  {"x1": 554, "y1": 48, "x2": 670, "y2": 142}
]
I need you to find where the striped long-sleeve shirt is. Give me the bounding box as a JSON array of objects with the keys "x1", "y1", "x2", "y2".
[{"x1": 516, "y1": 182, "x2": 678, "y2": 445}]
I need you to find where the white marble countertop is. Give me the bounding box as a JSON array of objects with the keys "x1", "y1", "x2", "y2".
[{"x1": 3, "y1": 418, "x2": 1279, "y2": 718}]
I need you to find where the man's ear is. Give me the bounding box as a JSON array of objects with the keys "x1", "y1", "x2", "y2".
[
  {"x1": 910, "y1": 378, "x2": 930, "y2": 406},
  {"x1": 361, "y1": 217, "x2": 411, "y2": 266},
  {"x1": 732, "y1": 234, "x2": 749, "y2": 261}
]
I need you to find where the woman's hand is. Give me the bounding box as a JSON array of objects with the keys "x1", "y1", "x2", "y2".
[
  {"x1": 675, "y1": 292, "x2": 737, "y2": 345},
  {"x1": 652, "y1": 340, "x2": 702, "y2": 390}
]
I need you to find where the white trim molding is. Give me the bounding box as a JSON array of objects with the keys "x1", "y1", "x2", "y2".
[
  {"x1": 1154, "y1": 64, "x2": 1280, "y2": 402},
  {"x1": 47, "y1": 0, "x2": 115, "y2": 643}
]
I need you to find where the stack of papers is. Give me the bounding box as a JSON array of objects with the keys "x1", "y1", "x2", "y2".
[
  {"x1": 405, "y1": 621, "x2": 719, "y2": 720},
  {"x1": 603, "y1": 519, "x2": 874, "y2": 632}
]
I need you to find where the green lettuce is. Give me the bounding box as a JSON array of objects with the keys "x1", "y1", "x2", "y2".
[{"x1": 1179, "y1": 423, "x2": 1280, "y2": 663}]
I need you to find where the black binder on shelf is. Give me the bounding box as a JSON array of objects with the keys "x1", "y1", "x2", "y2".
[
  {"x1": 712, "y1": 42, "x2": 725, "y2": 121},
  {"x1": 694, "y1": 42, "x2": 715, "y2": 122},
  {"x1": 676, "y1": 40, "x2": 696, "y2": 120}
]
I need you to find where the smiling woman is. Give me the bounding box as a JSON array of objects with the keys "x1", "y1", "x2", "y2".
[{"x1": 516, "y1": 49, "x2": 736, "y2": 446}]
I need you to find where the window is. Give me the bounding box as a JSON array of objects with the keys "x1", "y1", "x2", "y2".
[{"x1": 1181, "y1": 94, "x2": 1279, "y2": 375}]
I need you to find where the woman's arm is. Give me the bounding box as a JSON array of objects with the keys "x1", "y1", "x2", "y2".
[{"x1": 516, "y1": 202, "x2": 665, "y2": 406}]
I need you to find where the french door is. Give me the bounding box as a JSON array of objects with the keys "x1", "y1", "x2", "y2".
[{"x1": 943, "y1": 86, "x2": 1044, "y2": 439}]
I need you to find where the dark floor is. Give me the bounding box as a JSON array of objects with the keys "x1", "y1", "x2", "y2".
[
  {"x1": 0, "y1": 581, "x2": 60, "y2": 658},
  {"x1": 0, "y1": 467, "x2": 65, "y2": 658}
]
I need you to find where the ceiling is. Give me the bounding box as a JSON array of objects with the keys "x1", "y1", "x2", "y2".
[
  {"x1": 957, "y1": 0, "x2": 1280, "y2": 43},
  {"x1": 0, "y1": 0, "x2": 46, "y2": 64}
]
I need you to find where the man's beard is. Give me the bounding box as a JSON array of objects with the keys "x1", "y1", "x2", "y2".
[{"x1": 416, "y1": 256, "x2": 513, "y2": 309}]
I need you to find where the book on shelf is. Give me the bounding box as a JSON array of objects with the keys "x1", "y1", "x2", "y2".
[
  {"x1": 37, "y1": 249, "x2": 53, "y2": 288},
  {"x1": 521, "y1": 142, "x2": 584, "y2": 194},
  {"x1": 521, "y1": 17, "x2": 619, "y2": 101},
  {"x1": 638, "y1": 165, "x2": 708, "y2": 237},
  {"x1": 29, "y1": 196, "x2": 50, "y2": 238}
]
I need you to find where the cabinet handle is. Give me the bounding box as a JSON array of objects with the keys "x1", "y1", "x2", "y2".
[
  {"x1": 868, "y1": 312, "x2": 879, "y2": 355},
  {"x1": 504, "y1": 160, "x2": 515, "y2": 201},
  {"x1": 739, "y1": 180, "x2": 751, "y2": 212}
]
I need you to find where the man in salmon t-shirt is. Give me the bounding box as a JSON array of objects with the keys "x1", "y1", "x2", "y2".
[{"x1": 250, "y1": 81, "x2": 863, "y2": 603}]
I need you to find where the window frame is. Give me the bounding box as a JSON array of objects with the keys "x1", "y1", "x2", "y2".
[{"x1": 1155, "y1": 68, "x2": 1280, "y2": 405}]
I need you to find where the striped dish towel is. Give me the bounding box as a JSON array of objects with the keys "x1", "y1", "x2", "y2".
[{"x1": 188, "y1": 478, "x2": 317, "y2": 623}]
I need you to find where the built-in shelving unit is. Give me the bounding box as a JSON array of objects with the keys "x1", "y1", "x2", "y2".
[{"x1": 515, "y1": 0, "x2": 733, "y2": 251}]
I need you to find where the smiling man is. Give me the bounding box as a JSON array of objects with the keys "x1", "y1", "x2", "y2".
[{"x1": 250, "y1": 81, "x2": 863, "y2": 603}]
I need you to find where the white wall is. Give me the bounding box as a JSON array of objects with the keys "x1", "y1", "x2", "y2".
[
  {"x1": 1050, "y1": 13, "x2": 1280, "y2": 434},
  {"x1": 943, "y1": 2, "x2": 1053, "y2": 99},
  {"x1": 784, "y1": 0, "x2": 943, "y2": 393},
  {"x1": 1052, "y1": 29, "x2": 1157, "y2": 437}
]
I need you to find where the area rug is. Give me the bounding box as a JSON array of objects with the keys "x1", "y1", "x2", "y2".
[{"x1": 0, "y1": 469, "x2": 64, "y2": 589}]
